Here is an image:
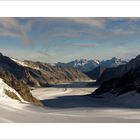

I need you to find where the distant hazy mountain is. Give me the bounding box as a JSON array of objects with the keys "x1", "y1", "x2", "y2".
[
  {"x1": 56, "y1": 58, "x2": 127, "y2": 73},
  {"x1": 100, "y1": 57, "x2": 127, "y2": 68},
  {"x1": 93, "y1": 55, "x2": 140, "y2": 96},
  {"x1": 56, "y1": 58, "x2": 127, "y2": 80},
  {"x1": 57, "y1": 59, "x2": 100, "y2": 72}
]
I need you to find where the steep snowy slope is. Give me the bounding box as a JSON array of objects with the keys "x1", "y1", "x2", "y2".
[{"x1": 0, "y1": 68, "x2": 43, "y2": 106}]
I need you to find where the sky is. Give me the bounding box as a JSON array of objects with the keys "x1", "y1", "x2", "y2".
[{"x1": 0, "y1": 17, "x2": 140, "y2": 63}]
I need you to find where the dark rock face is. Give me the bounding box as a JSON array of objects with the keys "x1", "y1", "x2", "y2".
[
  {"x1": 0, "y1": 54, "x2": 90, "y2": 87},
  {"x1": 93, "y1": 55, "x2": 140, "y2": 96},
  {"x1": 85, "y1": 66, "x2": 106, "y2": 80},
  {"x1": 97, "y1": 55, "x2": 140, "y2": 84}
]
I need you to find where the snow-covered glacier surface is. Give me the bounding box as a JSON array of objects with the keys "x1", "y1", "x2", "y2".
[{"x1": 0, "y1": 81, "x2": 140, "y2": 122}]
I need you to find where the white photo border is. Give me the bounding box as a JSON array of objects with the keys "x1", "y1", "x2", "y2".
[{"x1": 0, "y1": 1, "x2": 139, "y2": 139}]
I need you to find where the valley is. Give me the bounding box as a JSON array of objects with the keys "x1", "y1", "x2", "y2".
[{"x1": 0, "y1": 53, "x2": 139, "y2": 123}]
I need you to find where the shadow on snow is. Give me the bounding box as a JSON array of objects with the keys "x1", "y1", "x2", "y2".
[{"x1": 42, "y1": 94, "x2": 140, "y2": 109}]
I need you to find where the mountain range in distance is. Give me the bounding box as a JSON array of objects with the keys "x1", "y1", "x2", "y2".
[
  {"x1": 53, "y1": 55, "x2": 140, "y2": 101},
  {"x1": 11, "y1": 56, "x2": 129, "y2": 82},
  {"x1": 56, "y1": 57, "x2": 128, "y2": 79},
  {"x1": 56, "y1": 57, "x2": 127, "y2": 72}
]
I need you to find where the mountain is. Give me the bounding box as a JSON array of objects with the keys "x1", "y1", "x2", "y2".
[
  {"x1": 0, "y1": 68, "x2": 42, "y2": 106},
  {"x1": 97, "y1": 55, "x2": 140, "y2": 84},
  {"x1": 11, "y1": 57, "x2": 90, "y2": 86},
  {"x1": 85, "y1": 66, "x2": 106, "y2": 80},
  {"x1": 0, "y1": 53, "x2": 90, "y2": 88},
  {"x1": 100, "y1": 57, "x2": 127, "y2": 68},
  {"x1": 56, "y1": 58, "x2": 127, "y2": 80},
  {"x1": 0, "y1": 54, "x2": 50, "y2": 87},
  {"x1": 23, "y1": 60, "x2": 90, "y2": 83},
  {"x1": 89, "y1": 57, "x2": 127, "y2": 80},
  {"x1": 57, "y1": 59, "x2": 100, "y2": 72},
  {"x1": 0, "y1": 52, "x2": 90, "y2": 106},
  {"x1": 92, "y1": 55, "x2": 140, "y2": 96},
  {"x1": 56, "y1": 58, "x2": 127, "y2": 72}
]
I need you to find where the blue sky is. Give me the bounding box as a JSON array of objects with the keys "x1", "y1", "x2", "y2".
[{"x1": 0, "y1": 17, "x2": 140, "y2": 63}]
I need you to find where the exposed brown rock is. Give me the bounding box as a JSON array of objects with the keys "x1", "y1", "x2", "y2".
[{"x1": 0, "y1": 54, "x2": 90, "y2": 87}]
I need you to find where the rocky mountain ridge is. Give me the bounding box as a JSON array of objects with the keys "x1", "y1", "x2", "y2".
[
  {"x1": 97, "y1": 55, "x2": 140, "y2": 84},
  {"x1": 93, "y1": 55, "x2": 140, "y2": 96},
  {"x1": 0, "y1": 53, "x2": 90, "y2": 88}
]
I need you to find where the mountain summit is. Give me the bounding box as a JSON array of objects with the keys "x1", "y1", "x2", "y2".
[
  {"x1": 100, "y1": 57, "x2": 127, "y2": 68},
  {"x1": 57, "y1": 59, "x2": 100, "y2": 72},
  {"x1": 56, "y1": 57, "x2": 127, "y2": 73}
]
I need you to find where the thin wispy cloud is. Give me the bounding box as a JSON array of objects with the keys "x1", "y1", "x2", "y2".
[
  {"x1": 73, "y1": 42, "x2": 97, "y2": 48},
  {"x1": 0, "y1": 17, "x2": 30, "y2": 46},
  {"x1": 0, "y1": 17, "x2": 140, "y2": 62}
]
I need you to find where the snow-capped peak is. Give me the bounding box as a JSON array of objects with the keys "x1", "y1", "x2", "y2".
[
  {"x1": 100, "y1": 57, "x2": 127, "y2": 68},
  {"x1": 56, "y1": 59, "x2": 100, "y2": 72},
  {"x1": 73, "y1": 59, "x2": 100, "y2": 66}
]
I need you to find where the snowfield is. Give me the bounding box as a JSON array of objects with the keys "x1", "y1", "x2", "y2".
[{"x1": 0, "y1": 81, "x2": 140, "y2": 122}]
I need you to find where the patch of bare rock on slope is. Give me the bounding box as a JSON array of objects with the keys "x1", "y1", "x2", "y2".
[{"x1": 0, "y1": 69, "x2": 43, "y2": 106}]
